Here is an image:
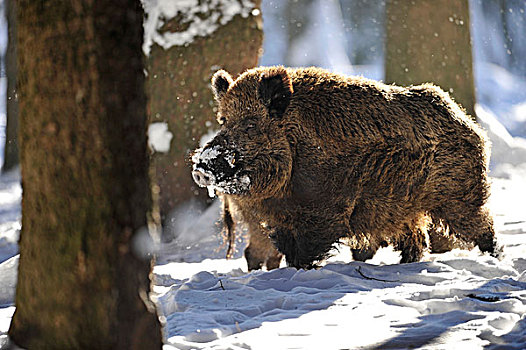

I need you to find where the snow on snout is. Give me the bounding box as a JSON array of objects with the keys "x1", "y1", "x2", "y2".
[
  {"x1": 192, "y1": 145, "x2": 235, "y2": 169},
  {"x1": 193, "y1": 145, "x2": 221, "y2": 166},
  {"x1": 192, "y1": 145, "x2": 250, "y2": 197},
  {"x1": 192, "y1": 147, "x2": 218, "y2": 197}
]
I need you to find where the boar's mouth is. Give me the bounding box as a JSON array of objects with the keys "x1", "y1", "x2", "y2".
[{"x1": 191, "y1": 145, "x2": 251, "y2": 196}]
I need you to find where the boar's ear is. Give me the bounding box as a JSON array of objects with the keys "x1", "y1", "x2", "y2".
[
  {"x1": 258, "y1": 67, "x2": 293, "y2": 118},
  {"x1": 212, "y1": 70, "x2": 233, "y2": 101}
]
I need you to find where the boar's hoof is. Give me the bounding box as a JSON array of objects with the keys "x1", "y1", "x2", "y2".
[
  {"x1": 351, "y1": 247, "x2": 377, "y2": 262},
  {"x1": 244, "y1": 246, "x2": 263, "y2": 271}
]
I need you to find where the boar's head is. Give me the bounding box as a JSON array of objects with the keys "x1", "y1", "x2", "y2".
[{"x1": 192, "y1": 67, "x2": 294, "y2": 199}]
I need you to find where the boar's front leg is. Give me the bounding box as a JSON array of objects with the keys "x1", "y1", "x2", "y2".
[
  {"x1": 269, "y1": 228, "x2": 335, "y2": 269},
  {"x1": 244, "y1": 221, "x2": 283, "y2": 271}
]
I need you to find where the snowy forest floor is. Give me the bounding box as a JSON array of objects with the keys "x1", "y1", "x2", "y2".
[{"x1": 0, "y1": 162, "x2": 525, "y2": 349}]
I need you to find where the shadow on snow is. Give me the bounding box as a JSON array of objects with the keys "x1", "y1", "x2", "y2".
[{"x1": 158, "y1": 259, "x2": 525, "y2": 348}]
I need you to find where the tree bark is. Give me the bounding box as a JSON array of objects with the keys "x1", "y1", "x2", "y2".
[
  {"x1": 385, "y1": 0, "x2": 476, "y2": 118},
  {"x1": 2, "y1": 0, "x2": 19, "y2": 172},
  {"x1": 147, "y1": 1, "x2": 263, "y2": 223},
  {"x1": 8, "y1": 1, "x2": 162, "y2": 348}
]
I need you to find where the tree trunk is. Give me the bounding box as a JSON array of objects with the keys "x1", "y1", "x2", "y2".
[
  {"x1": 146, "y1": 1, "x2": 263, "y2": 225},
  {"x1": 339, "y1": 0, "x2": 384, "y2": 66},
  {"x1": 2, "y1": 0, "x2": 18, "y2": 172},
  {"x1": 385, "y1": 0, "x2": 476, "y2": 118},
  {"x1": 8, "y1": 1, "x2": 162, "y2": 348}
]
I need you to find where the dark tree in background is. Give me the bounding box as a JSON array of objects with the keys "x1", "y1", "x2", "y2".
[
  {"x1": 147, "y1": 1, "x2": 263, "y2": 226},
  {"x1": 2, "y1": 0, "x2": 18, "y2": 173},
  {"x1": 8, "y1": 1, "x2": 162, "y2": 348},
  {"x1": 385, "y1": 0, "x2": 476, "y2": 118}
]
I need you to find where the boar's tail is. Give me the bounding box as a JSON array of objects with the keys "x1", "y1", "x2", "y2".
[{"x1": 222, "y1": 198, "x2": 236, "y2": 259}]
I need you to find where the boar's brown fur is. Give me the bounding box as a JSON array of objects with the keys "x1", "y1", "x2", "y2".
[{"x1": 192, "y1": 66, "x2": 496, "y2": 270}]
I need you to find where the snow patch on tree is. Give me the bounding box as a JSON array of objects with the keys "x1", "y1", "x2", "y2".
[
  {"x1": 142, "y1": 0, "x2": 255, "y2": 55},
  {"x1": 148, "y1": 122, "x2": 173, "y2": 153}
]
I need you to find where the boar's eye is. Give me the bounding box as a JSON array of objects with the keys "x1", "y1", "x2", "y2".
[
  {"x1": 218, "y1": 115, "x2": 227, "y2": 125},
  {"x1": 246, "y1": 123, "x2": 258, "y2": 137}
]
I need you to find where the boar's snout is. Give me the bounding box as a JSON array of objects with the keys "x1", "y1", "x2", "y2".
[
  {"x1": 191, "y1": 135, "x2": 252, "y2": 195},
  {"x1": 192, "y1": 169, "x2": 212, "y2": 187},
  {"x1": 191, "y1": 137, "x2": 240, "y2": 186}
]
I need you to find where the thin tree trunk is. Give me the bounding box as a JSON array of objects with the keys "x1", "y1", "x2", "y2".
[
  {"x1": 8, "y1": 1, "x2": 162, "y2": 348},
  {"x1": 385, "y1": 0, "x2": 476, "y2": 118},
  {"x1": 2, "y1": 0, "x2": 18, "y2": 172},
  {"x1": 147, "y1": 1, "x2": 263, "y2": 224}
]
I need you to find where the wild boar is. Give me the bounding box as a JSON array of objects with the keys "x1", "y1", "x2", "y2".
[{"x1": 191, "y1": 66, "x2": 496, "y2": 270}]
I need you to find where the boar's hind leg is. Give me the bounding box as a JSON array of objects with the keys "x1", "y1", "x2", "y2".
[
  {"x1": 427, "y1": 219, "x2": 455, "y2": 253},
  {"x1": 245, "y1": 223, "x2": 283, "y2": 271},
  {"x1": 428, "y1": 141, "x2": 498, "y2": 256},
  {"x1": 432, "y1": 205, "x2": 497, "y2": 256},
  {"x1": 396, "y1": 224, "x2": 427, "y2": 263},
  {"x1": 427, "y1": 216, "x2": 470, "y2": 253}
]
